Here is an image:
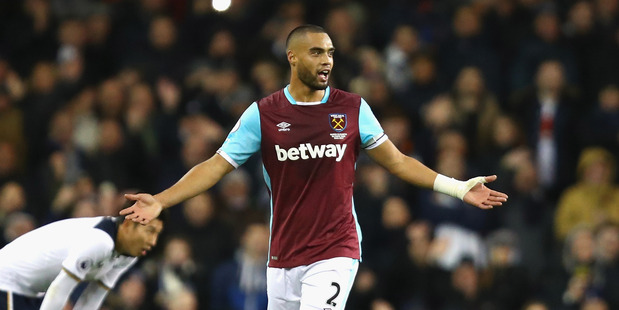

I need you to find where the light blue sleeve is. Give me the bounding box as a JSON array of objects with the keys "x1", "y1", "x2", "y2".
[
  {"x1": 217, "y1": 102, "x2": 261, "y2": 167},
  {"x1": 359, "y1": 98, "x2": 388, "y2": 149}
]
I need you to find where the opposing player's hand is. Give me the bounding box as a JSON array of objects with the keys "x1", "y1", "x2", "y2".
[
  {"x1": 120, "y1": 193, "x2": 163, "y2": 224},
  {"x1": 462, "y1": 175, "x2": 508, "y2": 210}
]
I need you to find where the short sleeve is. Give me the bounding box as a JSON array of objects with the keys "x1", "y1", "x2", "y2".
[
  {"x1": 359, "y1": 98, "x2": 388, "y2": 149},
  {"x1": 217, "y1": 102, "x2": 261, "y2": 167},
  {"x1": 62, "y1": 230, "x2": 113, "y2": 280}
]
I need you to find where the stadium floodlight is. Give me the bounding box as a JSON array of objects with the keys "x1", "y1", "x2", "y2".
[{"x1": 212, "y1": 0, "x2": 231, "y2": 12}]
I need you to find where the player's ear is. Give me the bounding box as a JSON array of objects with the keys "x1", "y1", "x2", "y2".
[{"x1": 287, "y1": 50, "x2": 296, "y2": 65}]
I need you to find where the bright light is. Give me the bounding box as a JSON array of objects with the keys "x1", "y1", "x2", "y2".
[{"x1": 212, "y1": 0, "x2": 231, "y2": 12}]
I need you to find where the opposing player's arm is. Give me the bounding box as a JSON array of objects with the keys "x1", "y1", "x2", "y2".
[
  {"x1": 40, "y1": 268, "x2": 81, "y2": 310},
  {"x1": 366, "y1": 138, "x2": 508, "y2": 209}
]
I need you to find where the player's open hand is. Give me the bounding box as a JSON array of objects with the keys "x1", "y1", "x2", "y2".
[
  {"x1": 120, "y1": 193, "x2": 162, "y2": 224},
  {"x1": 463, "y1": 175, "x2": 508, "y2": 210}
]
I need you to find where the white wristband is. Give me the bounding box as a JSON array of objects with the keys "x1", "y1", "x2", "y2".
[{"x1": 433, "y1": 174, "x2": 487, "y2": 200}]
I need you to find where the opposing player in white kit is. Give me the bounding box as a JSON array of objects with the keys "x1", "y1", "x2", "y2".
[
  {"x1": 121, "y1": 25, "x2": 508, "y2": 309},
  {"x1": 0, "y1": 215, "x2": 164, "y2": 310}
]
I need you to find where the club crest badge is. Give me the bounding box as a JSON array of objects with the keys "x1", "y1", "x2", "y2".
[{"x1": 329, "y1": 114, "x2": 347, "y2": 132}]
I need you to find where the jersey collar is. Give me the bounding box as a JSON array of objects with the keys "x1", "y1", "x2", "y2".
[{"x1": 284, "y1": 85, "x2": 330, "y2": 105}]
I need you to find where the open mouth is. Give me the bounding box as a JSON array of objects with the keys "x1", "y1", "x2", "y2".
[{"x1": 318, "y1": 70, "x2": 330, "y2": 82}]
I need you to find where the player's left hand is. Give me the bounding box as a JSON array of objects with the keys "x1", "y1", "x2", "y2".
[
  {"x1": 462, "y1": 175, "x2": 508, "y2": 210},
  {"x1": 120, "y1": 193, "x2": 163, "y2": 224}
]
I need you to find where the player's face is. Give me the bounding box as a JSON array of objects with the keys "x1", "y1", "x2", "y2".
[
  {"x1": 295, "y1": 33, "x2": 335, "y2": 90},
  {"x1": 123, "y1": 219, "x2": 164, "y2": 257}
]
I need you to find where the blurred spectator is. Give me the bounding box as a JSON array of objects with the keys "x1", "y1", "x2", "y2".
[
  {"x1": 141, "y1": 15, "x2": 187, "y2": 82},
  {"x1": 367, "y1": 196, "x2": 412, "y2": 272},
  {"x1": 554, "y1": 147, "x2": 619, "y2": 241},
  {"x1": 522, "y1": 299, "x2": 550, "y2": 310},
  {"x1": 449, "y1": 66, "x2": 502, "y2": 158},
  {"x1": 436, "y1": 257, "x2": 492, "y2": 310},
  {"x1": 163, "y1": 287, "x2": 199, "y2": 310},
  {"x1": 594, "y1": 223, "x2": 619, "y2": 309},
  {"x1": 346, "y1": 266, "x2": 384, "y2": 310},
  {"x1": 580, "y1": 297, "x2": 610, "y2": 310},
  {"x1": 324, "y1": 4, "x2": 366, "y2": 88},
  {"x1": 213, "y1": 65, "x2": 256, "y2": 122},
  {"x1": 95, "y1": 77, "x2": 125, "y2": 120},
  {"x1": 510, "y1": 8, "x2": 579, "y2": 93},
  {"x1": 218, "y1": 168, "x2": 264, "y2": 233},
  {"x1": 483, "y1": 0, "x2": 534, "y2": 100},
  {"x1": 168, "y1": 192, "x2": 236, "y2": 307},
  {"x1": 1, "y1": 0, "x2": 57, "y2": 76},
  {"x1": 0, "y1": 182, "x2": 28, "y2": 246},
  {"x1": 543, "y1": 225, "x2": 598, "y2": 309},
  {"x1": 0, "y1": 142, "x2": 22, "y2": 187},
  {"x1": 55, "y1": 18, "x2": 87, "y2": 97},
  {"x1": 438, "y1": 5, "x2": 501, "y2": 94},
  {"x1": 382, "y1": 220, "x2": 442, "y2": 309},
  {"x1": 509, "y1": 59, "x2": 581, "y2": 202},
  {"x1": 483, "y1": 228, "x2": 530, "y2": 310},
  {"x1": 395, "y1": 53, "x2": 446, "y2": 130},
  {"x1": 250, "y1": 59, "x2": 285, "y2": 98},
  {"x1": 578, "y1": 84, "x2": 619, "y2": 158},
  {"x1": 2, "y1": 211, "x2": 36, "y2": 244},
  {"x1": 583, "y1": 26, "x2": 619, "y2": 102},
  {"x1": 148, "y1": 235, "x2": 209, "y2": 309},
  {"x1": 82, "y1": 5, "x2": 116, "y2": 85},
  {"x1": 593, "y1": 0, "x2": 619, "y2": 41},
  {"x1": 563, "y1": 1, "x2": 599, "y2": 102},
  {"x1": 211, "y1": 221, "x2": 269, "y2": 310},
  {"x1": 105, "y1": 271, "x2": 153, "y2": 310},
  {"x1": 383, "y1": 24, "x2": 422, "y2": 93},
  {"x1": 430, "y1": 223, "x2": 487, "y2": 271},
  {"x1": 0, "y1": 86, "x2": 26, "y2": 176},
  {"x1": 21, "y1": 61, "x2": 63, "y2": 168},
  {"x1": 496, "y1": 147, "x2": 551, "y2": 282},
  {"x1": 172, "y1": 192, "x2": 236, "y2": 266},
  {"x1": 475, "y1": 113, "x2": 527, "y2": 173}
]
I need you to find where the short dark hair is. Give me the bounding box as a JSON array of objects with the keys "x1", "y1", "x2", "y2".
[{"x1": 285, "y1": 24, "x2": 327, "y2": 49}]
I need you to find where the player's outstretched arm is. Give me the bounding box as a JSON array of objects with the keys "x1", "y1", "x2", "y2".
[
  {"x1": 121, "y1": 153, "x2": 235, "y2": 223},
  {"x1": 366, "y1": 139, "x2": 508, "y2": 209}
]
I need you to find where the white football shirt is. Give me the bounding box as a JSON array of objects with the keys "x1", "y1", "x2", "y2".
[{"x1": 0, "y1": 216, "x2": 136, "y2": 297}]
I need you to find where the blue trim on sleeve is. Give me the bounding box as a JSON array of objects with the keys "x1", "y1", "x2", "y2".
[
  {"x1": 358, "y1": 98, "x2": 385, "y2": 147},
  {"x1": 219, "y1": 102, "x2": 261, "y2": 166}
]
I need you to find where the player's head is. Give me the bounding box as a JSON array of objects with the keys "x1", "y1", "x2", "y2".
[
  {"x1": 286, "y1": 24, "x2": 334, "y2": 90},
  {"x1": 116, "y1": 210, "x2": 167, "y2": 257}
]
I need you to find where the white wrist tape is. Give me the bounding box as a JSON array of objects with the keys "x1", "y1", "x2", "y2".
[{"x1": 433, "y1": 174, "x2": 487, "y2": 200}]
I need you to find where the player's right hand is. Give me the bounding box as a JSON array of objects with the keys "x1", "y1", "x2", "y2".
[{"x1": 121, "y1": 193, "x2": 162, "y2": 224}]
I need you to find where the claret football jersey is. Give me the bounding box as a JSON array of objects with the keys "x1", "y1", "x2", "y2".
[{"x1": 218, "y1": 86, "x2": 387, "y2": 268}]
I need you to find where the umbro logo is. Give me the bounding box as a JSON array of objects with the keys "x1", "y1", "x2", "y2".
[{"x1": 277, "y1": 122, "x2": 291, "y2": 131}]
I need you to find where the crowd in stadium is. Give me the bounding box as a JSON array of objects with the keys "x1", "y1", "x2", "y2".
[{"x1": 0, "y1": 0, "x2": 618, "y2": 309}]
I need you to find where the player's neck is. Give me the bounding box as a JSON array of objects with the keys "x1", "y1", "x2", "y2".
[{"x1": 288, "y1": 80, "x2": 325, "y2": 102}]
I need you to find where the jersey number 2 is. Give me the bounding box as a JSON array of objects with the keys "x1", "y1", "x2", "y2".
[{"x1": 327, "y1": 282, "x2": 340, "y2": 307}]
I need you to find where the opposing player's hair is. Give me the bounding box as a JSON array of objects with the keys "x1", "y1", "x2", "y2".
[{"x1": 285, "y1": 24, "x2": 328, "y2": 49}]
